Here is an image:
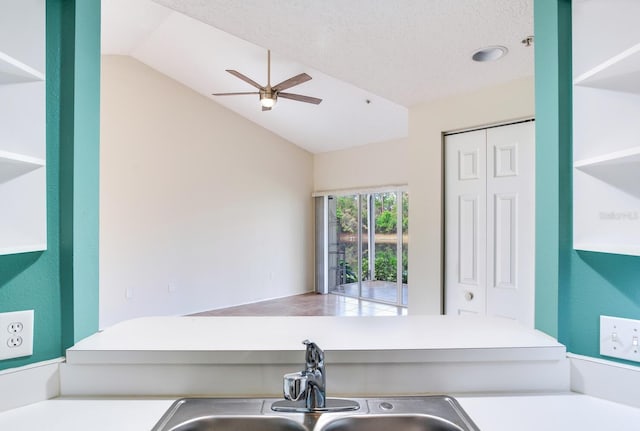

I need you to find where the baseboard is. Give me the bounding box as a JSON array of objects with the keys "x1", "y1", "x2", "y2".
[
  {"x1": 569, "y1": 353, "x2": 640, "y2": 408},
  {"x1": 0, "y1": 358, "x2": 63, "y2": 413}
]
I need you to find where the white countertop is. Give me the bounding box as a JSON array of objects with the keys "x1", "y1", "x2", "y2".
[
  {"x1": 0, "y1": 394, "x2": 638, "y2": 431},
  {"x1": 458, "y1": 394, "x2": 640, "y2": 430},
  {"x1": 67, "y1": 315, "x2": 565, "y2": 364},
  {"x1": 59, "y1": 315, "x2": 570, "y2": 397}
]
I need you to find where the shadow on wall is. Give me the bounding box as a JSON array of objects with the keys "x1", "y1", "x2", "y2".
[
  {"x1": 0, "y1": 252, "x2": 43, "y2": 290},
  {"x1": 576, "y1": 251, "x2": 640, "y2": 306}
]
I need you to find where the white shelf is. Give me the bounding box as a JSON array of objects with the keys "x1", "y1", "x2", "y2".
[
  {"x1": 574, "y1": 41, "x2": 640, "y2": 93},
  {"x1": 574, "y1": 243, "x2": 640, "y2": 257},
  {"x1": 573, "y1": 146, "x2": 640, "y2": 194},
  {"x1": 574, "y1": 146, "x2": 640, "y2": 168},
  {"x1": 0, "y1": 50, "x2": 44, "y2": 84},
  {"x1": 0, "y1": 243, "x2": 47, "y2": 255},
  {"x1": 0, "y1": 150, "x2": 45, "y2": 184}
]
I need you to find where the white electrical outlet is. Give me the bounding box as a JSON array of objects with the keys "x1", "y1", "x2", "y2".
[
  {"x1": 0, "y1": 310, "x2": 34, "y2": 361},
  {"x1": 600, "y1": 315, "x2": 640, "y2": 363}
]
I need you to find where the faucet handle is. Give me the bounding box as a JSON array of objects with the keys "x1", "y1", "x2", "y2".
[
  {"x1": 302, "y1": 339, "x2": 324, "y2": 369},
  {"x1": 283, "y1": 371, "x2": 307, "y2": 401}
]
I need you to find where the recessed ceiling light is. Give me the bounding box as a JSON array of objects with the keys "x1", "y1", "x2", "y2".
[{"x1": 471, "y1": 46, "x2": 508, "y2": 62}]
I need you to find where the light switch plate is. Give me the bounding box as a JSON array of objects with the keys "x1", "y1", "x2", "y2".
[
  {"x1": 600, "y1": 315, "x2": 640, "y2": 363},
  {"x1": 0, "y1": 310, "x2": 34, "y2": 361}
]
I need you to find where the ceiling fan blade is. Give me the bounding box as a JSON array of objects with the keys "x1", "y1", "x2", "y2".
[
  {"x1": 273, "y1": 73, "x2": 312, "y2": 92},
  {"x1": 278, "y1": 92, "x2": 322, "y2": 105},
  {"x1": 226, "y1": 70, "x2": 264, "y2": 90},
  {"x1": 212, "y1": 92, "x2": 260, "y2": 96}
]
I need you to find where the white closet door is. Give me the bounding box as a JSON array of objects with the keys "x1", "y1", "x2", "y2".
[
  {"x1": 444, "y1": 129, "x2": 487, "y2": 316},
  {"x1": 486, "y1": 121, "x2": 535, "y2": 327},
  {"x1": 445, "y1": 121, "x2": 535, "y2": 326}
]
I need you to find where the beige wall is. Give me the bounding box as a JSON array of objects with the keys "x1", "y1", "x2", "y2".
[
  {"x1": 101, "y1": 56, "x2": 533, "y2": 326},
  {"x1": 313, "y1": 138, "x2": 409, "y2": 191},
  {"x1": 313, "y1": 76, "x2": 534, "y2": 314},
  {"x1": 100, "y1": 56, "x2": 314, "y2": 328},
  {"x1": 408, "y1": 76, "x2": 535, "y2": 314}
]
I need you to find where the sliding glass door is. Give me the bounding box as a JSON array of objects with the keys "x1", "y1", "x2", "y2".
[
  {"x1": 327, "y1": 195, "x2": 361, "y2": 296},
  {"x1": 365, "y1": 192, "x2": 399, "y2": 303},
  {"x1": 319, "y1": 190, "x2": 408, "y2": 306}
]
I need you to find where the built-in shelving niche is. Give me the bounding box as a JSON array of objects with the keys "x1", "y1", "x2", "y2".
[
  {"x1": 0, "y1": 43, "x2": 47, "y2": 255},
  {"x1": 573, "y1": 36, "x2": 640, "y2": 256}
]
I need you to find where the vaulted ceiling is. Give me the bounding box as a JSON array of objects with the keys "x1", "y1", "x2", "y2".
[{"x1": 102, "y1": 0, "x2": 534, "y2": 153}]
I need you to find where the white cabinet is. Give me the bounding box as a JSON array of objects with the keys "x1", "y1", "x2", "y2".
[
  {"x1": 0, "y1": 0, "x2": 46, "y2": 255},
  {"x1": 572, "y1": 0, "x2": 640, "y2": 256}
]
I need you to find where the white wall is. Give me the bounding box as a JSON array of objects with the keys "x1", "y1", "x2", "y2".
[
  {"x1": 408, "y1": 76, "x2": 535, "y2": 314},
  {"x1": 100, "y1": 56, "x2": 314, "y2": 328}
]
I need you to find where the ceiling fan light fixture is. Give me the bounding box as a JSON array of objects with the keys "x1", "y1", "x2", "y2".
[{"x1": 260, "y1": 94, "x2": 277, "y2": 108}]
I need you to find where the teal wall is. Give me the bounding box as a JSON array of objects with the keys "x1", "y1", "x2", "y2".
[
  {"x1": 0, "y1": 0, "x2": 100, "y2": 371},
  {"x1": 535, "y1": 0, "x2": 640, "y2": 364},
  {"x1": 566, "y1": 252, "x2": 640, "y2": 360},
  {"x1": 534, "y1": 0, "x2": 567, "y2": 338},
  {"x1": 61, "y1": 0, "x2": 101, "y2": 349}
]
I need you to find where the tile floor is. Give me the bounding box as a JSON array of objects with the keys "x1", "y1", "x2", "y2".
[
  {"x1": 190, "y1": 293, "x2": 407, "y2": 317},
  {"x1": 332, "y1": 280, "x2": 408, "y2": 305}
]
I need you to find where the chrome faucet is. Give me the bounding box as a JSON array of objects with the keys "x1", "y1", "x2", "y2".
[
  {"x1": 271, "y1": 339, "x2": 359, "y2": 413},
  {"x1": 283, "y1": 340, "x2": 326, "y2": 409}
]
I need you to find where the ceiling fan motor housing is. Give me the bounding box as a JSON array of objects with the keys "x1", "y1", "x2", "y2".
[{"x1": 261, "y1": 87, "x2": 277, "y2": 102}]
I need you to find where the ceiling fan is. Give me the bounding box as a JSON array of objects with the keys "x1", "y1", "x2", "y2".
[{"x1": 212, "y1": 50, "x2": 322, "y2": 111}]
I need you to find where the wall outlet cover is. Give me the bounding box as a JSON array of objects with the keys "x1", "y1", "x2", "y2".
[{"x1": 0, "y1": 310, "x2": 34, "y2": 361}]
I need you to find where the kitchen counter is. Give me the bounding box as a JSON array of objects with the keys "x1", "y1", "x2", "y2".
[
  {"x1": 68, "y1": 315, "x2": 564, "y2": 364},
  {"x1": 59, "y1": 315, "x2": 570, "y2": 396},
  {"x1": 0, "y1": 394, "x2": 638, "y2": 431}
]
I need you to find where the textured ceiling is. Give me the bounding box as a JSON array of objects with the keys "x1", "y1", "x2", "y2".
[{"x1": 102, "y1": 0, "x2": 534, "y2": 153}]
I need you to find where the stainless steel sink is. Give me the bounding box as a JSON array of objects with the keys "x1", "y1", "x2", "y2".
[
  {"x1": 165, "y1": 416, "x2": 307, "y2": 431},
  {"x1": 151, "y1": 396, "x2": 480, "y2": 431},
  {"x1": 319, "y1": 415, "x2": 464, "y2": 431}
]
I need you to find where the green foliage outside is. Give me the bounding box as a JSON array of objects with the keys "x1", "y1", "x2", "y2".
[
  {"x1": 342, "y1": 248, "x2": 408, "y2": 285},
  {"x1": 334, "y1": 192, "x2": 409, "y2": 287},
  {"x1": 336, "y1": 193, "x2": 408, "y2": 235},
  {"x1": 338, "y1": 259, "x2": 358, "y2": 284},
  {"x1": 375, "y1": 211, "x2": 396, "y2": 233},
  {"x1": 335, "y1": 196, "x2": 359, "y2": 233}
]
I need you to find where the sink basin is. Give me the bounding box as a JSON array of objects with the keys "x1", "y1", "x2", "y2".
[
  {"x1": 167, "y1": 416, "x2": 307, "y2": 431},
  {"x1": 151, "y1": 396, "x2": 480, "y2": 431},
  {"x1": 150, "y1": 399, "x2": 288, "y2": 431},
  {"x1": 320, "y1": 414, "x2": 464, "y2": 431}
]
